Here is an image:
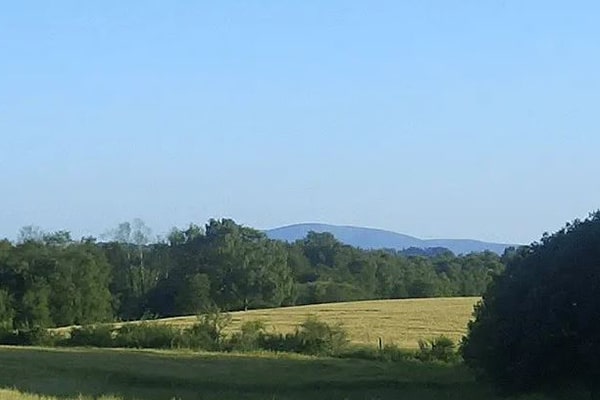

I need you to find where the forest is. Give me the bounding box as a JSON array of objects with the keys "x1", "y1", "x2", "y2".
[{"x1": 0, "y1": 218, "x2": 506, "y2": 329}]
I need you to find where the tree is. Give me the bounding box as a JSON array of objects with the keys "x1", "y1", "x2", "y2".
[
  {"x1": 0, "y1": 289, "x2": 14, "y2": 329},
  {"x1": 301, "y1": 231, "x2": 340, "y2": 268},
  {"x1": 205, "y1": 219, "x2": 294, "y2": 311},
  {"x1": 17, "y1": 225, "x2": 44, "y2": 244},
  {"x1": 48, "y1": 242, "x2": 113, "y2": 326},
  {"x1": 104, "y1": 219, "x2": 154, "y2": 317},
  {"x1": 146, "y1": 272, "x2": 211, "y2": 317},
  {"x1": 462, "y1": 212, "x2": 600, "y2": 396},
  {"x1": 174, "y1": 273, "x2": 211, "y2": 315},
  {"x1": 0, "y1": 217, "x2": 507, "y2": 328}
]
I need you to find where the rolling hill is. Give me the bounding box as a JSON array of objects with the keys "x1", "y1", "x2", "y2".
[
  {"x1": 143, "y1": 297, "x2": 479, "y2": 348},
  {"x1": 266, "y1": 223, "x2": 515, "y2": 255}
]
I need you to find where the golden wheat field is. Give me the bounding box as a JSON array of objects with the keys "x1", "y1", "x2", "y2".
[{"x1": 157, "y1": 297, "x2": 479, "y2": 349}]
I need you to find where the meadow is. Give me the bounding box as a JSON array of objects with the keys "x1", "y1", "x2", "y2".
[
  {"x1": 0, "y1": 346, "x2": 549, "y2": 400},
  {"x1": 127, "y1": 297, "x2": 480, "y2": 349},
  {"x1": 0, "y1": 297, "x2": 559, "y2": 400}
]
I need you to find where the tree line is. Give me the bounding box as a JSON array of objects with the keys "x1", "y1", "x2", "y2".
[{"x1": 0, "y1": 218, "x2": 505, "y2": 329}]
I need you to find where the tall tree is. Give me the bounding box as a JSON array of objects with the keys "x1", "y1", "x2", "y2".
[
  {"x1": 462, "y1": 212, "x2": 600, "y2": 396},
  {"x1": 205, "y1": 219, "x2": 294, "y2": 311}
]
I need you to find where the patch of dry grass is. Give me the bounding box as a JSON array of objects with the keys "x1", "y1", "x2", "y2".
[
  {"x1": 52, "y1": 298, "x2": 479, "y2": 349},
  {"x1": 160, "y1": 297, "x2": 480, "y2": 348}
]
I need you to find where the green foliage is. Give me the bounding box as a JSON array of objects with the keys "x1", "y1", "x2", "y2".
[
  {"x1": 226, "y1": 320, "x2": 267, "y2": 352},
  {"x1": 0, "y1": 327, "x2": 55, "y2": 346},
  {"x1": 462, "y1": 212, "x2": 600, "y2": 396},
  {"x1": 181, "y1": 308, "x2": 232, "y2": 351},
  {"x1": 113, "y1": 323, "x2": 180, "y2": 349},
  {"x1": 297, "y1": 281, "x2": 368, "y2": 304},
  {"x1": 0, "y1": 218, "x2": 505, "y2": 331},
  {"x1": 338, "y1": 343, "x2": 409, "y2": 362},
  {"x1": 204, "y1": 219, "x2": 295, "y2": 311},
  {"x1": 0, "y1": 289, "x2": 14, "y2": 329},
  {"x1": 18, "y1": 327, "x2": 56, "y2": 346},
  {"x1": 67, "y1": 325, "x2": 114, "y2": 347},
  {"x1": 259, "y1": 316, "x2": 349, "y2": 356},
  {"x1": 256, "y1": 331, "x2": 303, "y2": 354},
  {"x1": 416, "y1": 336, "x2": 459, "y2": 363},
  {"x1": 296, "y1": 315, "x2": 349, "y2": 355},
  {"x1": 380, "y1": 344, "x2": 410, "y2": 362}
]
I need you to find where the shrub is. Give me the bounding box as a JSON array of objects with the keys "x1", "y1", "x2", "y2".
[
  {"x1": 114, "y1": 323, "x2": 179, "y2": 349},
  {"x1": 0, "y1": 327, "x2": 56, "y2": 346},
  {"x1": 258, "y1": 331, "x2": 303, "y2": 353},
  {"x1": 416, "y1": 336, "x2": 458, "y2": 363},
  {"x1": 67, "y1": 325, "x2": 114, "y2": 347},
  {"x1": 339, "y1": 344, "x2": 409, "y2": 362},
  {"x1": 0, "y1": 327, "x2": 17, "y2": 345},
  {"x1": 180, "y1": 308, "x2": 232, "y2": 351},
  {"x1": 226, "y1": 320, "x2": 266, "y2": 352},
  {"x1": 380, "y1": 344, "x2": 409, "y2": 362},
  {"x1": 24, "y1": 327, "x2": 56, "y2": 346},
  {"x1": 259, "y1": 316, "x2": 348, "y2": 356},
  {"x1": 296, "y1": 315, "x2": 349, "y2": 355},
  {"x1": 337, "y1": 345, "x2": 380, "y2": 360}
]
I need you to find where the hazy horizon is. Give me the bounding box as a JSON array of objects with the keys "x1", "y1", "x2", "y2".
[
  {"x1": 0, "y1": 217, "x2": 584, "y2": 246},
  {"x1": 2, "y1": 1, "x2": 599, "y2": 244}
]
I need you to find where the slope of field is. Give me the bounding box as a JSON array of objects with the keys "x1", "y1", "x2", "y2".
[
  {"x1": 0, "y1": 346, "x2": 544, "y2": 400},
  {"x1": 159, "y1": 297, "x2": 479, "y2": 349}
]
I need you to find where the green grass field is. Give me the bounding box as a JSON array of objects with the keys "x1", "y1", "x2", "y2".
[
  {"x1": 133, "y1": 297, "x2": 480, "y2": 349},
  {"x1": 0, "y1": 346, "x2": 548, "y2": 400}
]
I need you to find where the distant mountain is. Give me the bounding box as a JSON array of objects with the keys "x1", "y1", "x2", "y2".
[{"x1": 265, "y1": 223, "x2": 515, "y2": 255}]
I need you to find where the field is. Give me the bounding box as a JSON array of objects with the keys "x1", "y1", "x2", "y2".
[
  {"x1": 1, "y1": 298, "x2": 554, "y2": 400},
  {"x1": 0, "y1": 346, "x2": 548, "y2": 400},
  {"x1": 151, "y1": 297, "x2": 480, "y2": 349}
]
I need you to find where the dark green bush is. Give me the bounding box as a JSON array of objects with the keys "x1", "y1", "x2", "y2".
[
  {"x1": 338, "y1": 344, "x2": 409, "y2": 362},
  {"x1": 179, "y1": 323, "x2": 219, "y2": 351},
  {"x1": 296, "y1": 316, "x2": 348, "y2": 355},
  {"x1": 226, "y1": 320, "x2": 266, "y2": 352},
  {"x1": 180, "y1": 309, "x2": 232, "y2": 351},
  {"x1": 67, "y1": 325, "x2": 114, "y2": 347},
  {"x1": 380, "y1": 344, "x2": 410, "y2": 362},
  {"x1": 337, "y1": 345, "x2": 381, "y2": 361},
  {"x1": 258, "y1": 316, "x2": 348, "y2": 356},
  {"x1": 258, "y1": 332, "x2": 303, "y2": 353},
  {"x1": 0, "y1": 327, "x2": 17, "y2": 345},
  {"x1": 416, "y1": 336, "x2": 458, "y2": 363},
  {"x1": 0, "y1": 327, "x2": 56, "y2": 346},
  {"x1": 114, "y1": 323, "x2": 180, "y2": 349}
]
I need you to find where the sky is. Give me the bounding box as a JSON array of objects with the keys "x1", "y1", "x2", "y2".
[{"x1": 1, "y1": 1, "x2": 599, "y2": 244}]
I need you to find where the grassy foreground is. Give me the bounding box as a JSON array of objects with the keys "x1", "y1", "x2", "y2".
[
  {"x1": 143, "y1": 297, "x2": 479, "y2": 349},
  {"x1": 0, "y1": 346, "x2": 549, "y2": 400}
]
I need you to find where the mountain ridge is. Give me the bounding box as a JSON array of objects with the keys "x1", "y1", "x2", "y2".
[{"x1": 265, "y1": 223, "x2": 516, "y2": 255}]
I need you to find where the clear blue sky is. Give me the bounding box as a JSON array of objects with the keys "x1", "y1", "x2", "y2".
[{"x1": 1, "y1": 1, "x2": 599, "y2": 244}]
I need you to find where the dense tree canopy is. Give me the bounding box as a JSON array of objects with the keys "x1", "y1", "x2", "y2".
[
  {"x1": 0, "y1": 219, "x2": 505, "y2": 329},
  {"x1": 462, "y1": 212, "x2": 600, "y2": 396}
]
